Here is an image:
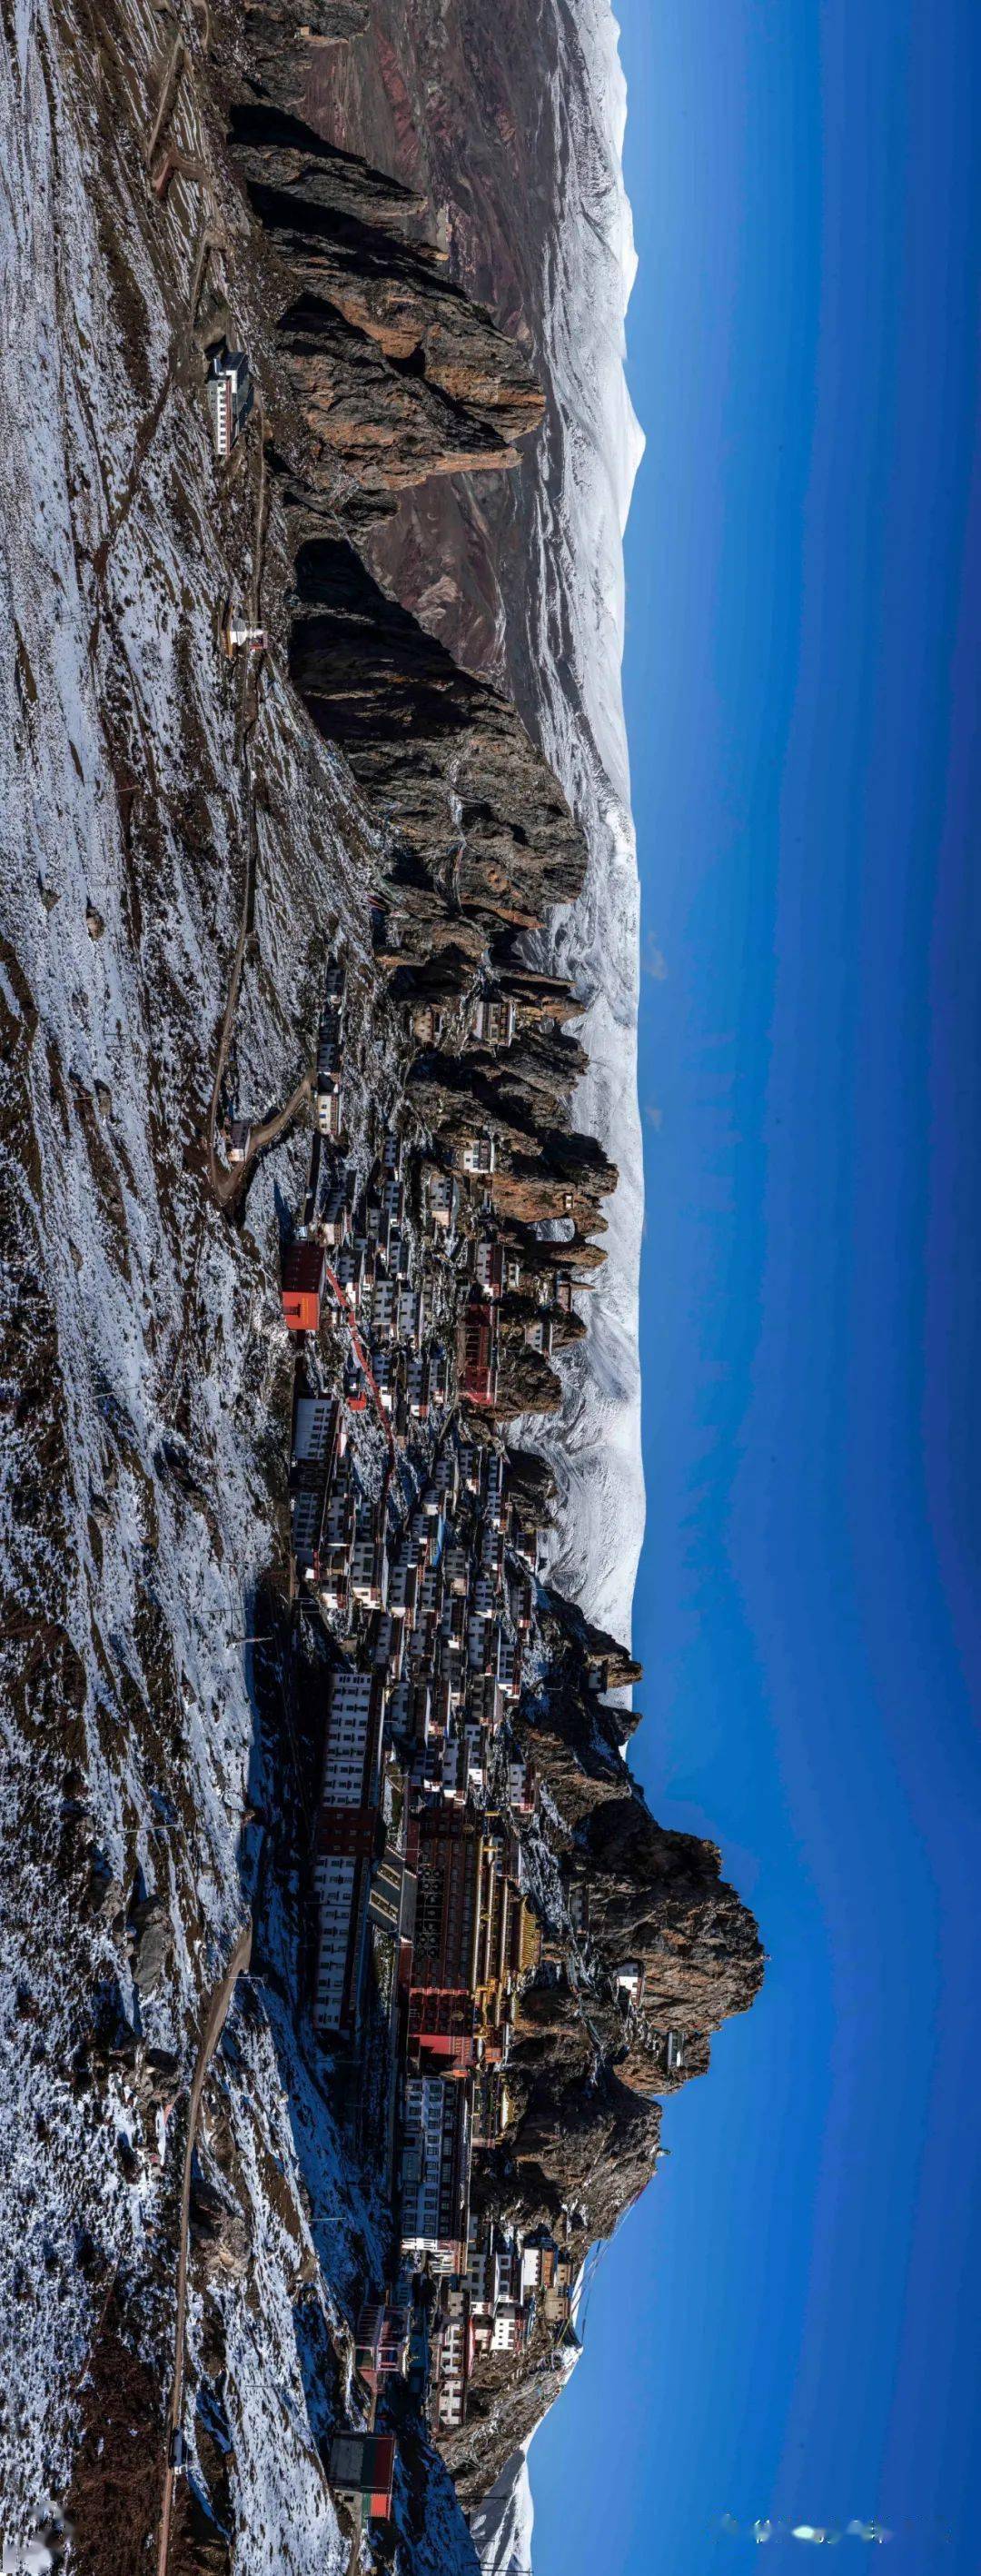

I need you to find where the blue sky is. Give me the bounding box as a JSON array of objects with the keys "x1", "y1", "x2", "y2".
[{"x1": 529, "y1": 5, "x2": 981, "y2": 2571}]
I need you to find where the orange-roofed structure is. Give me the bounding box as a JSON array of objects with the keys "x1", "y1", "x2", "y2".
[{"x1": 282, "y1": 1239, "x2": 326, "y2": 1334}]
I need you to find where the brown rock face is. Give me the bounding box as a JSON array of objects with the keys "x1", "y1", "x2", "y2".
[
  {"x1": 582, "y1": 1796, "x2": 764, "y2": 2041},
  {"x1": 299, "y1": 0, "x2": 570, "y2": 687},
  {"x1": 517, "y1": 1603, "x2": 762, "y2": 2114},
  {"x1": 230, "y1": 100, "x2": 428, "y2": 235},
  {"x1": 287, "y1": 534, "x2": 588, "y2": 931},
  {"x1": 280, "y1": 292, "x2": 525, "y2": 488},
  {"x1": 247, "y1": 193, "x2": 542, "y2": 435},
  {"x1": 227, "y1": 102, "x2": 541, "y2": 491}
]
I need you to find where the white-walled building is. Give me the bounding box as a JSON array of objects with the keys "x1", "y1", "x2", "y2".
[{"x1": 401, "y1": 2074, "x2": 471, "y2": 2274}]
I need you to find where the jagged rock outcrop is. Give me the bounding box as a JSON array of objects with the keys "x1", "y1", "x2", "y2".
[
  {"x1": 232, "y1": 109, "x2": 541, "y2": 449},
  {"x1": 224, "y1": 103, "x2": 541, "y2": 490},
  {"x1": 231, "y1": 101, "x2": 429, "y2": 238},
  {"x1": 435, "y1": 1591, "x2": 762, "y2": 2504},
  {"x1": 218, "y1": 96, "x2": 593, "y2": 1171},
  {"x1": 493, "y1": 1339, "x2": 563, "y2": 1419},
  {"x1": 278, "y1": 290, "x2": 527, "y2": 488},
  {"x1": 288, "y1": 534, "x2": 588, "y2": 930}
]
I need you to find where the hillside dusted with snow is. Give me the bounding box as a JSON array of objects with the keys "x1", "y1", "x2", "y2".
[{"x1": 0, "y1": 5, "x2": 759, "y2": 2574}]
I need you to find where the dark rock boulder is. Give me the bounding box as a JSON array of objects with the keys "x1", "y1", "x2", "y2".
[
  {"x1": 128, "y1": 1895, "x2": 173, "y2": 2000},
  {"x1": 229, "y1": 101, "x2": 429, "y2": 237}
]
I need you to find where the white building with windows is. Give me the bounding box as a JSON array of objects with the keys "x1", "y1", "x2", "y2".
[
  {"x1": 206, "y1": 345, "x2": 253, "y2": 457},
  {"x1": 461, "y1": 1136, "x2": 495, "y2": 1177},
  {"x1": 313, "y1": 1853, "x2": 359, "y2": 2033},
  {"x1": 322, "y1": 1670, "x2": 382, "y2": 1806},
  {"x1": 312, "y1": 1671, "x2": 383, "y2": 2039},
  {"x1": 401, "y1": 2074, "x2": 471, "y2": 2274}
]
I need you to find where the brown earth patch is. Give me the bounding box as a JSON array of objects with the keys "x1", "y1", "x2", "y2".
[{"x1": 64, "y1": 2326, "x2": 164, "y2": 2576}]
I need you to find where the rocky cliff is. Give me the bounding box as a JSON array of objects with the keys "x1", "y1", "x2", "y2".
[
  {"x1": 0, "y1": 2, "x2": 760, "y2": 2571},
  {"x1": 441, "y1": 1572, "x2": 762, "y2": 2503}
]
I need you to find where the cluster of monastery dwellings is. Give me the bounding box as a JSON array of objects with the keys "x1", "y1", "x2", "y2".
[
  {"x1": 325, "y1": 2195, "x2": 580, "y2": 2522},
  {"x1": 276, "y1": 955, "x2": 593, "y2": 2452}
]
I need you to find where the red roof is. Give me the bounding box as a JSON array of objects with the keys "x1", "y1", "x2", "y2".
[{"x1": 282, "y1": 1239, "x2": 325, "y2": 1334}]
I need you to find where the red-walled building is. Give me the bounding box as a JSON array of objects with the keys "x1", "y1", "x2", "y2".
[
  {"x1": 407, "y1": 1805, "x2": 481, "y2": 1990},
  {"x1": 354, "y1": 2301, "x2": 411, "y2": 2396},
  {"x1": 282, "y1": 1238, "x2": 326, "y2": 1334},
  {"x1": 328, "y1": 2432, "x2": 396, "y2": 2527},
  {"x1": 457, "y1": 1297, "x2": 499, "y2": 1406},
  {"x1": 407, "y1": 1985, "x2": 480, "y2": 2071}
]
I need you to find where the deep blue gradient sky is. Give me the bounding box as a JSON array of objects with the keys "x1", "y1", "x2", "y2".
[{"x1": 530, "y1": 5, "x2": 981, "y2": 2573}]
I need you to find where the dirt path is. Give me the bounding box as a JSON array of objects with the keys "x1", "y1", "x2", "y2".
[
  {"x1": 156, "y1": 1919, "x2": 253, "y2": 2576},
  {"x1": 144, "y1": 32, "x2": 185, "y2": 169},
  {"x1": 322, "y1": 1255, "x2": 396, "y2": 1467},
  {"x1": 233, "y1": 1072, "x2": 313, "y2": 1186},
  {"x1": 204, "y1": 791, "x2": 253, "y2": 1191},
  {"x1": 205, "y1": 912, "x2": 313, "y2": 1206}
]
